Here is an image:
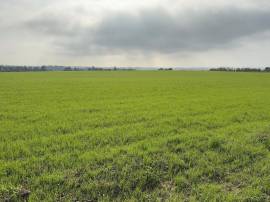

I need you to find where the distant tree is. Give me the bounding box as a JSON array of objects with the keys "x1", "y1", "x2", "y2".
[
  {"x1": 265, "y1": 67, "x2": 270, "y2": 72},
  {"x1": 41, "y1": 66, "x2": 47, "y2": 71},
  {"x1": 158, "y1": 68, "x2": 173, "y2": 71},
  {"x1": 64, "y1": 67, "x2": 72, "y2": 71}
]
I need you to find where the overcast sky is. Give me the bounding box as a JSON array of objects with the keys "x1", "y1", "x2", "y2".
[{"x1": 1, "y1": 0, "x2": 270, "y2": 67}]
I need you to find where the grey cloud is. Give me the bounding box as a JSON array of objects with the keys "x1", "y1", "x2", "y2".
[
  {"x1": 25, "y1": 14, "x2": 79, "y2": 37},
  {"x1": 25, "y1": 6, "x2": 270, "y2": 55},
  {"x1": 25, "y1": 16, "x2": 62, "y2": 35}
]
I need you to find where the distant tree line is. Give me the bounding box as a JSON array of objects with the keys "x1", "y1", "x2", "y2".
[
  {"x1": 0, "y1": 65, "x2": 135, "y2": 72},
  {"x1": 0, "y1": 65, "x2": 48, "y2": 72},
  {"x1": 158, "y1": 68, "x2": 173, "y2": 71},
  {"x1": 210, "y1": 67, "x2": 270, "y2": 72}
]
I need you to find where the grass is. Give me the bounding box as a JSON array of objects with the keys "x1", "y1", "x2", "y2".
[{"x1": 0, "y1": 71, "x2": 270, "y2": 201}]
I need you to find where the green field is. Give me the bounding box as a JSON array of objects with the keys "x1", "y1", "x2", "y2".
[{"x1": 1, "y1": 71, "x2": 270, "y2": 201}]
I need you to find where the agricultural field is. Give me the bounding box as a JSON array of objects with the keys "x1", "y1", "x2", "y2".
[{"x1": 0, "y1": 71, "x2": 270, "y2": 201}]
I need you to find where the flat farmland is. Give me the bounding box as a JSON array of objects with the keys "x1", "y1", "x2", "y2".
[{"x1": 0, "y1": 71, "x2": 270, "y2": 201}]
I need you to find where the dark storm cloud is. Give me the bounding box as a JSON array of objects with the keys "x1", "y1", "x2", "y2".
[{"x1": 25, "y1": 6, "x2": 270, "y2": 55}]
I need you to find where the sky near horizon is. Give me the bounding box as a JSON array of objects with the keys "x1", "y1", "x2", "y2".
[{"x1": 1, "y1": 0, "x2": 270, "y2": 67}]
